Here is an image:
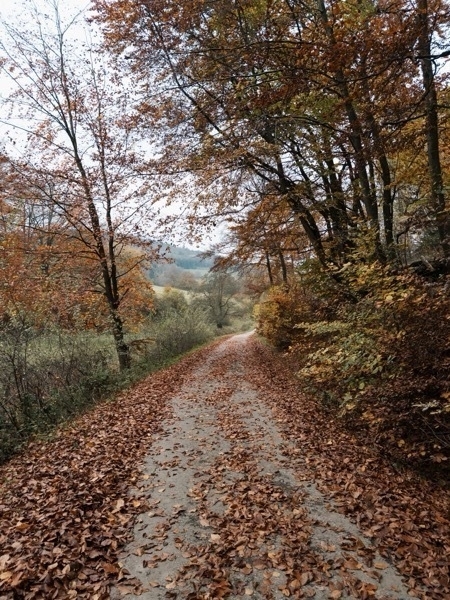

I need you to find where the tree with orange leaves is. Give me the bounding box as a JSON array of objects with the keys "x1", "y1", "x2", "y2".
[
  {"x1": 0, "y1": 1, "x2": 158, "y2": 368},
  {"x1": 0, "y1": 160, "x2": 154, "y2": 335},
  {"x1": 94, "y1": 0, "x2": 450, "y2": 267}
]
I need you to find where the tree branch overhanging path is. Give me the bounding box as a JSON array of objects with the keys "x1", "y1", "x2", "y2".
[{"x1": 0, "y1": 334, "x2": 448, "y2": 599}]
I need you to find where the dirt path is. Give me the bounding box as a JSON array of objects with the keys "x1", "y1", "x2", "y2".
[
  {"x1": 1, "y1": 333, "x2": 448, "y2": 600},
  {"x1": 111, "y1": 334, "x2": 412, "y2": 600}
]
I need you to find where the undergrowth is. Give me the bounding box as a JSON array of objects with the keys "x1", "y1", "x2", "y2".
[
  {"x1": 0, "y1": 292, "x2": 217, "y2": 463},
  {"x1": 254, "y1": 260, "x2": 450, "y2": 482}
]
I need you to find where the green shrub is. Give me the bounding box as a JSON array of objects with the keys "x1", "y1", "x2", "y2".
[
  {"x1": 149, "y1": 305, "x2": 214, "y2": 360},
  {"x1": 0, "y1": 294, "x2": 216, "y2": 464},
  {"x1": 0, "y1": 320, "x2": 118, "y2": 462},
  {"x1": 255, "y1": 257, "x2": 449, "y2": 473}
]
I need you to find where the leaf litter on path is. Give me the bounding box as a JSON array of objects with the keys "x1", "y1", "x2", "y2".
[
  {"x1": 0, "y1": 333, "x2": 449, "y2": 599},
  {"x1": 111, "y1": 333, "x2": 449, "y2": 599}
]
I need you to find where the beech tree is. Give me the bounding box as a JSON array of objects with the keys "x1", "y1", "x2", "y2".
[
  {"x1": 0, "y1": 1, "x2": 157, "y2": 369},
  {"x1": 217, "y1": 192, "x2": 309, "y2": 286},
  {"x1": 417, "y1": 0, "x2": 450, "y2": 257},
  {"x1": 94, "y1": 0, "x2": 449, "y2": 267}
]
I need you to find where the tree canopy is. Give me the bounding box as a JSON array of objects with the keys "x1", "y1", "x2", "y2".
[
  {"x1": 0, "y1": 0, "x2": 448, "y2": 428},
  {"x1": 94, "y1": 0, "x2": 450, "y2": 270}
]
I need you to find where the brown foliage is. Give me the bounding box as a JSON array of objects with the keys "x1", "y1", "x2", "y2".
[
  {"x1": 0, "y1": 344, "x2": 224, "y2": 599},
  {"x1": 254, "y1": 265, "x2": 450, "y2": 479},
  {"x1": 93, "y1": 0, "x2": 450, "y2": 264},
  {"x1": 244, "y1": 337, "x2": 450, "y2": 599}
]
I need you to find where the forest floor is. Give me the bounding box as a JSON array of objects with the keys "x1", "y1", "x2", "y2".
[{"x1": 0, "y1": 334, "x2": 449, "y2": 600}]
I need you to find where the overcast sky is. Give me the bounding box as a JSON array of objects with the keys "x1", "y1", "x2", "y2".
[
  {"x1": 0, "y1": 0, "x2": 24, "y2": 19},
  {"x1": 0, "y1": 0, "x2": 100, "y2": 125},
  {"x1": 0, "y1": 0, "x2": 229, "y2": 250},
  {"x1": 1, "y1": 0, "x2": 89, "y2": 20}
]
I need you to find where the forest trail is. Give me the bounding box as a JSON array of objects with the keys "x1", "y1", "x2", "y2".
[
  {"x1": 0, "y1": 334, "x2": 449, "y2": 600},
  {"x1": 109, "y1": 334, "x2": 444, "y2": 600}
]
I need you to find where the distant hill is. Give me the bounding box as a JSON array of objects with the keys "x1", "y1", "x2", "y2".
[
  {"x1": 149, "y1": 245, "x2": 215, "y2": 289},
  {"x1": 165, "y1": 246, "x2": 215, "y2": 270}
]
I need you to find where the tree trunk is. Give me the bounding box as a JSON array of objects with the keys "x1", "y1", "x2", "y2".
[
  {"x1": 276, "y1": 154, "x2": 328, "y2": 268},
  {"x1": 417, "y1": 0, "x2": 449, "y2": 258},
  {"x1": 265, "y1": 251, "x2": 274, "y2": 286},
  {"x1": 278, "y1": 249, "x2": 288, "y2": 284},
  {"x1": 317, "y1": 0, "x2": 384, "y2": 261},
  {"x1": 74, "y1": 158, "x2": 131, "y2": 370},
  {"x1": 111, "y1": 309, "x2": 131, "y2": 371},
  {"x1": 322, "y1": 132, "x2": 349, "y2": 262}
]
